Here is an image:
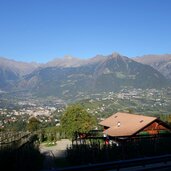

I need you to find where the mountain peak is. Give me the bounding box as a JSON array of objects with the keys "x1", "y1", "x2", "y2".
[
  {"x1": 111, "y1": 52, "x2": 122, "y2": 58},
  {"x1": 46, "y1": 55, "x2": 85, "y2": 67},
  {"x1": 63, "y1": 55, "x2": 77, "y2": 60},
  {"x1": 107, "y1": 52, "x2": 129, "y2": 62},
  {"x1": 107, "y1": 52, "x2": 127, "y2": 61}
]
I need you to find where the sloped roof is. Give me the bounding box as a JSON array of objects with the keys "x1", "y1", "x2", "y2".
[{"x1": 99, "y1": 112, "x2": 157, "y2": 137}]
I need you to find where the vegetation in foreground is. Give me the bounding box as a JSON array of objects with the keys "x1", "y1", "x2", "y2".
[
  {"x1": 0, "y1": 137, "x2": 44, "y2": 171},
  {"x1": 66, "y1": 135, "x2": 171, "y2": 166},
  {"x1": 60, "y1": 104, "x2": 97, "y2": 139},
  {"x1": 2, "y1": 104, "x2": 171, "y2": 169}
]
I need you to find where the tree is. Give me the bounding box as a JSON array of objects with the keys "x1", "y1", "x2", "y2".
[
  {"x1": 166, "y1": 114, "x2": 171, "y2": 126},
  {"x1": 7, "y1": 120, "x2": 27, "y2": 132},
  {"x1": 60, "y1": 104, "x2": 97, "y2": 139},
  {"x1": 27, "y1": 117, "x2": 40, "y2": 132}
]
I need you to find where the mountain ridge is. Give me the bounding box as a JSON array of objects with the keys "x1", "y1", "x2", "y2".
[
  {"x1": 14, "y1": 54, "x2": 170, "y2": 101},
  {"x1": 0, "y1": 57, "x2": 41, "y2": 76},
  {"x1": 0, "y1": 53, "x2": 171, "y2": 102},
  {"x1": 134, "y1": 54, "x2": 171, "y2": 79}
]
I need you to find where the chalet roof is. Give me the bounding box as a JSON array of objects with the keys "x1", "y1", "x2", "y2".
[{"x1": 99, "y1": 112, "x2": 157, "y2": 137}]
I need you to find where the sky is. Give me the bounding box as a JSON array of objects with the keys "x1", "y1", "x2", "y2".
[{"x1": 0, "y1": 0, "x2": 171, "y2": 63}]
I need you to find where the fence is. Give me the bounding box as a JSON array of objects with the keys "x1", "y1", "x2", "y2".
[
  {"x1": 0, "y1": 131, "x2": 43, "y2": 171},
  {"x1": 0, "y1": 131, "x2": 34, "y2": 150}
]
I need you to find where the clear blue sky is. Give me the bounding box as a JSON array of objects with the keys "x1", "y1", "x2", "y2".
[{"x1": 0, "y1": 0, "x2": 171, "y2": 63}]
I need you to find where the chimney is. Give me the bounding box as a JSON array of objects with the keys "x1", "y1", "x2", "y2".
[{"x1": 117, "y1": 121, "x2": 121, "y2": 127}]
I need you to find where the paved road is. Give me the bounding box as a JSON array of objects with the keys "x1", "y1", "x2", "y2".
[
  {"x1": 40, "y1": 139, "x2": 72, "y2": 157},
  {"x1": 40, "y1": 139, "x2": 72, "y2": 170}
]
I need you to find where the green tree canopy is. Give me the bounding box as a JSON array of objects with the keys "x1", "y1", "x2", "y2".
[
  {"x1": 60, "y1": 104, "x2": 97, "y2": 138},
  {"x1": 27, "y1": 116, "x2": 41, "y2": 132}
]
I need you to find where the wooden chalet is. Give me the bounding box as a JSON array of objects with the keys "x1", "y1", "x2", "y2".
[{"x1": 99, "y1": 112, "x2": 171, "y2": 140}]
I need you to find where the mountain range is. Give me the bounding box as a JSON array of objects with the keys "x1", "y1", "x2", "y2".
[
  {"x1": 0, "y1": 53, "x2": 171, "y2": 101},
  {"x1": 0, "y1": 57, "x2": 40, "y2": 90},
  {"x1": 134, "y1": 54, "x2": 171, "y2": 80}
]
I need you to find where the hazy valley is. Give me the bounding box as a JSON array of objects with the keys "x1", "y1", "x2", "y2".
[
  {"x1": 1, "y1": 53, "x2": 171, "y2": 129},
  {"x1": 1, "y1": 53, "x2": 171, "y2": 103}
]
